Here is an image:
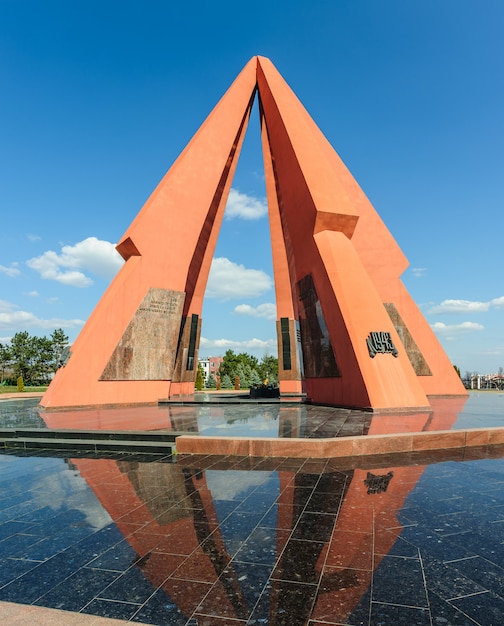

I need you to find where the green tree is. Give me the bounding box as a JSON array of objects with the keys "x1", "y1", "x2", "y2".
[
  {"x1": 249, "y1": 368, "x2": 262, "y2": 387},
  {"x1": 195, "y1": 363, "x2": 204, "y2": 390},
  {"x1": 219, "y1": 350, "x2": 259, "y2": 383},
  {"x1": 33, "y1": 335, "x2": 54, "y2": 384},
  {"x1": 50, "y1": 328, "x2": 70, "y2": 373},
  {"x1": 221, "y1": 374, "x2": 233, "y2": 389},
  {"x1": 207, "y1": 373, "x2": 217, "y2": 388},
  {"x1": 0, "y1": 343, "x2": 13, "y2": 384},
  {"x1": 10, "y1": 332, "x2": 38, "y2": 384},
  {"x1": 235, "y1": 362, "x2": 252, "y2": 388},
  {"x1": 7, "y1": 328, "x2": 70, "y2": 385},
  {"x1": 257, "y1": 353, "x2": 279, "y2": 384},
  {"x1": 218, "y1": 350, "x2": 241, "y2": 380}
]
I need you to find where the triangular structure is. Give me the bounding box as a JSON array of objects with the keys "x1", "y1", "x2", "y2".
[{"x1": 41, "y1": 56, "x2": 466, "y2": 411}]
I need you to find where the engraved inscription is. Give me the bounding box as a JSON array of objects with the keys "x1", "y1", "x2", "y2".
[
  {"x1": 138, "y1": 297, "x2": 180, "y2": 315},
  {"x1": 100, "y1": 288, "x2": 185, "y2": 381}
]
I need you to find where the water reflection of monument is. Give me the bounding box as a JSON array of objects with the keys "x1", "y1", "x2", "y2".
[
  {"x1": 41, "y1": 395, "x2": 467, "y2": 440},
  {"x1": 69, "y1": 457, "x2": 418, "y2": 623},
  {"x1": 69, "y1": 398, "x2": 465, "y2": 624}
]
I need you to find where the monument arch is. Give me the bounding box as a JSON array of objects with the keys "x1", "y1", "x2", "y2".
[{"x1": 41, "y1": 56, "x2": 466, "y2": 411}]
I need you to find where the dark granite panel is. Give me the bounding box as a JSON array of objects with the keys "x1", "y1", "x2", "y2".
[
  {"x1": 427, "y1": 590, "x2": 481, "y2": 625},
  {"x1": 292, "y1": 511, "x2": 337, "y2": 542},
  {"x1": 82, "y1": 597, "x2": 140, "y2": 619},
  {"x1": 97, "y1": 564, "x2": 157, "y2": 603},
  {"x1": 234, "y1": 527, "x2": 290, "y2": 565},
  {"x1": 249, "y1": 580, "x2": 318, "y2": 626},
  {"x1": 0, "y1": 556, "x2": 40, "y2": 586},
  {"x1": 33, "y1": 567, "x2": 119, "y2": 611},
  {"x1": 423, "y1": 559, "x2": 487, "y2": 600},
  {"x1": 371, "y1": 555, "x2": 428, "y2": 607},
  {"x1": 85, "y1": 538, "x2": 139, "y2": 571},
  {"x1": 196, "y1": 562, "x2": 271, "y2": 620},
  {"x1": 369, "y1": 602, "x2": 431, "y2": 625},
  {"x1": 131, "y1": 587, "x2": 189, "y2": 624},
  {"x1": 271, "y1": 539, "x2": 326, "y2": 584},
  {"x1": 450, "y1": 591, "x2": 504, "y2": 626}
]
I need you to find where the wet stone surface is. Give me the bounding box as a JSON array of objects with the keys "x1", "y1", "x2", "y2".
[
  {"x1": 1, "y1": 392, "x2": 504, "y2": 437},
  {"x1": 0, "y1": 438, "x2": 504, "y2": 624}
]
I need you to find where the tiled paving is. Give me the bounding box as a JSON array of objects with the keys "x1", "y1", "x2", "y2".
[
  {"x1": 1, "y1": 392, "x2": 504, "y2": 624},
  {"x1": 2, "y1": 442, "x2": 504, "y2": 624},
  {"x1": 1, "y1": 392, "x2": 503, "y2": 438}
]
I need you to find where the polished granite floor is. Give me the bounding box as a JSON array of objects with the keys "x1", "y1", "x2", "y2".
[
  {"x1": 2, "y1": 440, "x2": 504, "y2": 625},
  {"x1": 1, "y1": 392, "x2": 503, "y2": 438}
]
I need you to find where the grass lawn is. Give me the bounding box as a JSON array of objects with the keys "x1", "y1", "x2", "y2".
[{"x1": 0, "y1": 386, "x2": 48, "y2": 394}]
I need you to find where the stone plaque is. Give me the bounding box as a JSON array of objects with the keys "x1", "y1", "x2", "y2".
[
  {"x1": 100, "y1": 288, "x2": 185, "y2": 381},
  {"x1": 384, "y1": 303, "x2": 432, "y2": 376}
]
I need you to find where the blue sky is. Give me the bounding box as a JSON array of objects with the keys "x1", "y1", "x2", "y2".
[{"x1": 1, "y1": 0, "x2": 503, "y2": 376}]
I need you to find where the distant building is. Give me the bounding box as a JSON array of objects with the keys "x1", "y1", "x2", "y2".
[
  {"x1": 466, "y1": 374, "x2": 504, "y2": 390},
  {"x1": 199, "y1": 356, "x2": 223, "y2": 383}
]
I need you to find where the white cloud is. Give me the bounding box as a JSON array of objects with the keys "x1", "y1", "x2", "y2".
[
  {"x1": 0, "y1": 300, "x2": 84, "y2": 331},
  {"x1": 26, "y1": 291, "x2": 39, "y2": 297},
  {"x1": 482, "y1": 346, "x2": 504, "y2": 356},
  {"x1": 26, "y1": 237, "x2": 123, "y2": 287},
  {"x1": 431, "y1": 321, "x2": 485, "y2": 339},
  {"x1": 200, "y1": 336, "x2": 277, "y2": 353},
  {"x1": 491, "y1": 296, "x2": 504, "y2": 308},
  {"x1": 0, "y1": 263, "x2": 21, "y2": 278},
  {"x1": 234, "y1": 303, "x2": 277, "y2": 321},
  {"x1": 27, "y1": 233, "x2": 41, "y2": 242},
  {"x1": 206, "y1": 470, "x2": 272, "y2": 501},
  {"x1": 429, "y1": 296, "x2": 504, "y2": 315},
  {"x1": 32, "y1": 466, "x2": 111, "y2": 531},
  {"x1": 206, "y1": 257, "x2": 273, "y2": 300},
  {"x1": 410, "y1": 267, "x2": 427, "y2": 278},
  {"x1": 224, "y1": 188, "x2": 267, "y2": 220}
]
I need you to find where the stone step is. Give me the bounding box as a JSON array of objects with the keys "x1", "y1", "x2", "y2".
[
  {"x1": 0, "y1": 435, "x2": 175, "y2": 454},
  {"x1": 0, "y1": 427, "x2": 192, "y2": 454}
]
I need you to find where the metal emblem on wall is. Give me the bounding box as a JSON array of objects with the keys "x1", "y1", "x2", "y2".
[{"x1": 366, "y1": 331, "x2": 399, "y2": 358}]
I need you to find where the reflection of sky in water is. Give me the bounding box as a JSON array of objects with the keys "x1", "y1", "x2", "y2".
[
  {"x1": 206, "y1": 470, "x2": 280, "y2": 562},
  {"x1": 206, "y1": 470, "x2": 275, "y2": 501},
  {"x1": 0, "y1": 455, "x2": 111, "y2": 531},
  {"x1": 2, "y1": 393, "x2": 504, "y2": 437},
  {"x1": 196, "y1": 408, "x2": 281, "y2": 437},
  {"x1": 0, "y1": 398, "x2": 46, "y2": 428},
  {"x1": 452, "y1": 392, "x2": 504, "y2": 429}
]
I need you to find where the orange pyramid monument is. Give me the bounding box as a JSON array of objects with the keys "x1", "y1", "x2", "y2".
[{"x1": 41, "y1": 56, "x2": 466, "y2": 411}]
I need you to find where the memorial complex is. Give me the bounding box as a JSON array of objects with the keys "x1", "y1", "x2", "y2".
[
  {"x1": 40, "y1": 56, "x2": 466, "y2": 411},
  {"x1": 4, "y1": 56, "x2": 504, "y2": 626}
]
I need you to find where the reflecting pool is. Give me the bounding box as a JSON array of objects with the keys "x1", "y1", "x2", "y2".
[
  {"x1": 1, "y1": 391, "x2": 504, "y2": 623},
  {"x1": 1, "y1": 392, "x2": 503, "y2": 437},
  {"x1": 2, "y1": 443, "x2": 504, "y2": 624}
]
